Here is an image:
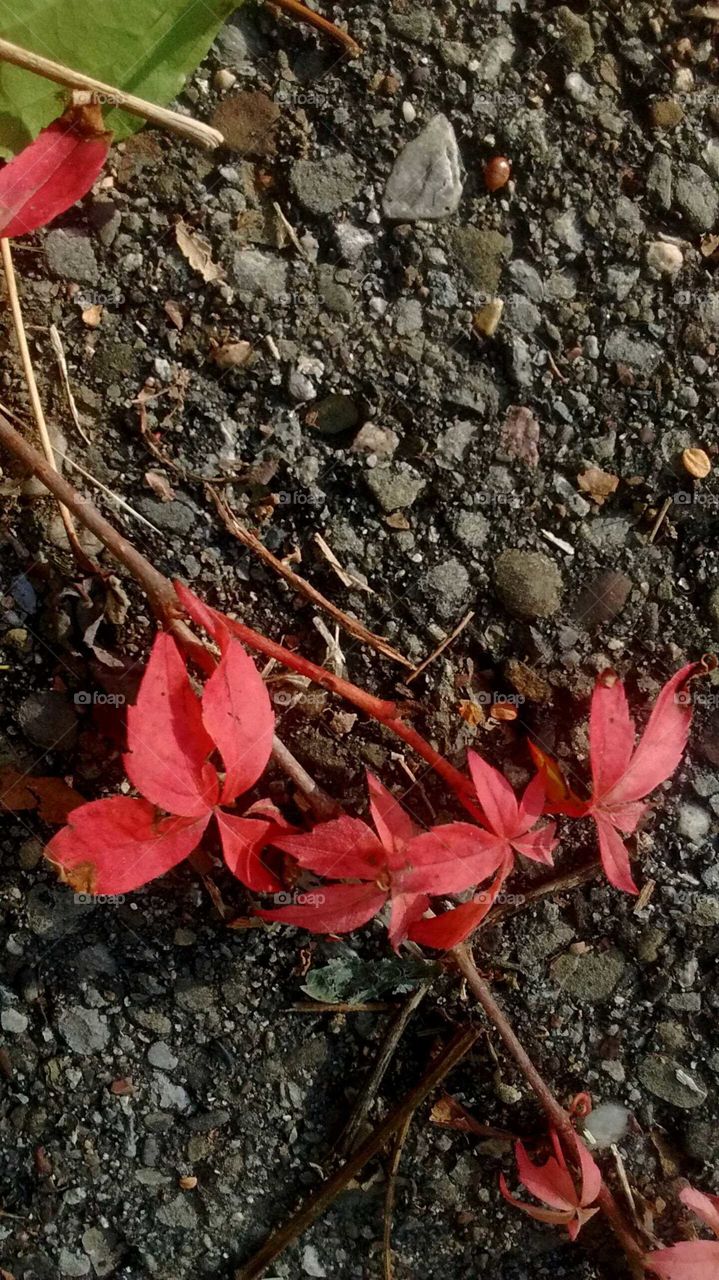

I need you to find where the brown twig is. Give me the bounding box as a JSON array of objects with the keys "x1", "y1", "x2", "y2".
[
  {"x1": 287, "y1": 1001, "x2": 394, "y2": 1014},
  {"x1": 0, "y1": 413, "x2": 335, "y2": 820},
  {"x1": 383, "y1": 1113, "x2": 413, "y2": 1280},
  {"x1": 265, "y1": 0, "x2": 362, "y2": 57},
  {"x1": 234, "y1": 1026, "x2": 480, "y2": 1280},
  {"x1": 452, "y1": 943, "x2": 646, "y2": 1275},
  {"x1": 337, "y1": 980, "x2": 432, "y2": 1155},
  {"x1": 208, "y1": 485, "x2": 414, "y2": 669},
  {"x1": 0, "y1": 37, "x2": 223, "y2": 149},
  {"x1": 483, "y1": 859, "x2": 601, "y2": 927},
  {"x1": 406, "y1": 611, "x2": 475, "y2": 685}
]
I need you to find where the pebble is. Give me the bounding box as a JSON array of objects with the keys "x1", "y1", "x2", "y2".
[
  {"x1": 1, "y1": 1008, "x2": 28, "y2": 1034},
  {"x1": 557, "y1": 6, "x2": 594, "y2": 64},
  {"x1": 302, "y1": 1245, "x2": 327, "y2": 1277},
  {"x1": 582, "y1": 1103, "x2": 629, "y2": 1149},
  {"x1": 45, "y1": 229, "x2": 99, "y2": 284},
  {"x1": 573, "y1": 570, "x2": 632, "y2": 631},
  {"x1": 638, "y1": 1055, "x2": 707, "y2": 1109},
  {"x1": 646, "y1": 240, "x2": 683, "y2": 276},
  {"x1": 674, "y1": 163, "x2": 719, "y2": 231},
  {"x1": 147, "y1": 1041, "x2": 179, "y2": 1071},
  {"x1": 475, "y1": 35, "x2": 515, "y2": 83},
  {"x1": 382, "y1": 115, "x2": 463, "y2": 221},
  {"x1": 604, "y1": 328, "x2": 661, "y2": 373},
  {"x1": 291, "y1": 154, "x2": 362, "y2": 215},
  {"x1": 287, "y1": 355, "x2": 323, "y2": 403},
  {"x1": 550, "y1": 947, "x2": 626, "y2": 1002},
  {"x1": 334, "y1": 222, "x2": 374, "y2": 264},
  {"x1": 365, "y1": 466, "x2": 425, "y2": 513},
  {"x1": 232, "y1": 248, "x2": 288, "y2": 299},
  {"x1": 424, "y1": 559, "x2": 471, "y2": 620},
  {"x1": 676, "y1": 803, "x2": 711, "y2": 843},
  {"x1": 650, "y1": 98, "x2": 684, "y2": 128},
  {"x1": 452, "y1": 511, "x2": 489, "y2": 549},
  {"x1": 59, "y1": 1249, "x2": 91, "y2": 1277},
  {"x1": 450, "y1": 226, "x2": 511, "y2": 291},
  {"x1": 58, "y1": 1006, "x2": 109, "y2": 1055},
  {"x1": 494, "y1": 550, "x2": 563, "y2": 619},
  {"x1": 18, "y1": 691, "x2": 78, "y2": 752}
]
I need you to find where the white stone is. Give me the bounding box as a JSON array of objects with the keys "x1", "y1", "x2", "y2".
[
  {"x1": 646, "y1": 240, "x2": 683, "y2": 276},
  {"x1": 334, "y1": 222, "x2": 374, "y2": 264},
  {"x1": 402, "y1": 101, "x2": 417, "y2": 123},
  {"x1": 1, "y1": 1008, "x2": 28, "y2": 1034},
  {"x1": 677, "y1": 802, "x2": 711, "y2": 843},
  {"x1": 382, "y1": 114, "x2": 463, "y2": 221}
]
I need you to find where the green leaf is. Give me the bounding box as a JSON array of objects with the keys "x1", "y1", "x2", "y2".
[
  {"x1": 0, "y1": 0, "x2": 239, "y2": 156},
  {"x1": 301, "y1": 952, "x2": 438, "y2": 1005}
]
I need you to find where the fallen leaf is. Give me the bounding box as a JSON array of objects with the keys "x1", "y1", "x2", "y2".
[
  {"x1": 164, "y1": 300, "x2": 185, "y2": 329},
  {"x1": 431, "y1": 1094, "x2": 489, "y2": 1135},
  {"x1": 577, "y1": 466, "x2": 619, "y2": 506},
  {"x1": 499, "y1": 405, "x2": 540, "y2": 468},
  {"x1": 0, "y1": 765, "x2": 85, "y2": 824},
  {"x1": 0, "y1": 102, "x2": 110, "y2": 237},
  {"x1": 175, "y1": 219, "x2": 225, "y2": 283},
  {"x1": 700, "y1": 233, "x2": 719, "y2": 259},
  {"x1": 145, "y1": 470, "x2": 176, "y2": 503},
  {"x1": 458, "y1": 700, "x2": 486, "y2": 727}
]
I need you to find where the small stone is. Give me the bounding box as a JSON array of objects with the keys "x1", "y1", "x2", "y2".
[
  {"x1": 676, "y1": 803, "x2": 711, "y2": 843},
  {"x1": 147, "y1": 1041, "x2": 178, "y2": 1071},
  {"x1": 681, "y1": 447, "x2": 711, "y2": 479},
  {"x1": 58, "y1": 1006, "x2": 109, "y2": 1055},
  {"x1": 157, "y1": 1194, "x2": 198, "y2": 1230},
  {"x1": 18, "y1": 691, "x2": 78, "y2": 752},
  {"x1": 638, "y1": 1055, "x2": 708, "y2": 1109},
  {"x1": 1, "y1": 1008, "x2": 28, "y2": 1034},
  {"x1": 647, "y1": 153, "x2": 673, "y2": 211},
  {"x1": 334, "y1": 222, "x2": 373, "y2": 264},
  {"x1": 473, "y1": 298, "x2": 503, "y2": 337},
  {"x1": 232, "y1": 249, "x2": 288, "y2": 299},
  {"x1": 452, "y1": 511, "x2": 489, "y2": 549},
  {"x1": 689, "y1": 895, "x2": 719, "y2": 928},
  {"x1": 302, "y1": 1245, "x2": 327, "y2": 1278},
  {"x1": 307, "y1": 395, "x2": 360, "y2": 436},
  {"x1": 650, "y1": 98, "x2": 684, "y2": 128},
  {"x1": 213, "y1": 68, "x2": 237, "y2": 91},
  {"x1": 81, "y1": 1228, "x2": 123, "y2": 1278},
  {"x1": 637, "y1": 926, "x2": 667, "y2": 964},
  {"x1": 425, "y1": 558, "x2": 471, "y2": 620},
  {"x1": 394, "y1": 297, "x2": 423, "y2": 336},
  {"x1": 475, "y1": 35, "x2": 515, "y2": 84},
  {"x1": 352, "y1": 422, "x2": 399, "y2": 457},
  {"x1": 495, "y1": 550, "x2": 563, "y2": 620},
  {"x1": 291, "y1": 153, "x2": 361, "y2": 216},
  {"x1": 210, "y1": 91, "x2": 280, "y2": 156},
  {"x1": 646, "y1": 241, "x2": 683, "y2": 276},
  {"x1": 153, "y1": 1071, "x2": 191, "y2": 1112},
  {"x1": 365, "y1": 467, "x2": 425, "y2": 513},
  {"x1": 582, "y1": 1103, "x2": 629, "y2": 1149},
  {"x1": 59, "y1": 1249, "x2": 91, "y2": 1277},
  {"x1": 387, "y1": 8, "x2": 433, "y2": 42},
  {"x1": 605, "y1": 329, "x2": 661, "y2": 374},
  {"x1": 46, "y1": 229, "x2": 99, "y2": 284},
  {"x1": 674, "y1": 164, "x2": 719, "y2": 232},
  {"x1": 402, "y1": 101, "x2": 417, "y2": 124},
  {"x1": 573, "y1": 570, "x2": 632, "y2": 631},
  {"x1": 450, "y1": 226, "x2": 511, "y2": 291},
  {"x1": 557, "y1": 6, "x2": 595, "y2": 64},
  {"x1": 287, "y1": 355, "x2": 323, "y2": 403},
  {"x1": 382, "y1": 115, "x2": 463, "y2": 221},
  {"x1": 550, "y1": 947, "x2": 626, "y2": 1002}
]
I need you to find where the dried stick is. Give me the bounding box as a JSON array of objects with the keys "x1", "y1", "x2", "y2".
[
  {"x1": 0, "y1": 412, "x2": 336, "y2": 820},
  {"x1": 1, "y1": 238, "x2": 83, "y2": 559},
  {"x1": 484, "y1": 859, "x2": 601, "y2": 927},
  {"x1": 406, "y1": 611, "x2": 474, "y2": 685},
  {"x1": 337, "y1": 980, "x2": 431, "y2": 1155},
  {"x1": 266, "y1": 0, "x2": 362, "y2": 57},
  {"x1": 208, "y1": 484, "x2": 413, "y2": 668},
  {"x1": 0, "y1": 37, "x2": 223, "y2": 150},
  {"x1": 452, "y1": 943, "x2": 646, "y2": 1274},
  {"x1": 234, "y1": 1026, "x2": 480, "y2": 1280}
]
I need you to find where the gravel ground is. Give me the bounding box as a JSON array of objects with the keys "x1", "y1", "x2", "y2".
[{"x1": 2, "y1": 2, "x2": 719, "y2": 1277}]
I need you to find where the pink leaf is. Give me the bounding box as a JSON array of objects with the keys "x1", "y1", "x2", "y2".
[
  {"x1": 256, "y1": 881, "x2": 387, "y2": 934},
  {"x1": 516, "y1": 772, "x2": 547, "y2": 833},
  {"x1": 367, "y1": 770, "x2": 420, "y2": 854},
  {"x1": 602, "y1": 663, "x2": 699, "y2": 807},
  {"x1": 593, "y1": 813, "x2": 638, "y2": 895},
  {"x1": 468, "y1": 750, "x2": 519, "y2": 836},
  {"x1": 409, "y1": 857, "x2": 512, "y2": 949},
  {"x1": 0, "y1": 103, "x2": 110, "y2": 238},
  {"x1": 404, "y1": 823, "x2": 508, "y2": 896},
  {"x1": 215, "y1": 810, "x2": 281, "y2": 893},
  {"x1": 201, "y1": 636, "x2": 274, "y2": 804},
  {"x1": 644, "y1": 1241, "x2": 719, "y2": 1280},
  {"x1": 124, "y1": 632, "x2": 219, "y2": 817},
  {"x1": 589, "y1": 674, "x2": 636, "y2": 798},
  {"x1": 515, "y1": 1139, "x2": 578, "y2": 1212},
  {"x1": 576, "y1": 1137, "x2": 603, "y2": 1207},
  {"x1": 45, "y1": 797, "x2": 209, "y2": 895},
  {"x1": 274, "y1": 816, "x2": 385, "y2": 880},
  {"x1": 510, "y1": 821, "x2": 558, "y2": 866},
  {"x1": 498, "y1": 1175, "x2": 576, "y2": 1228},
  {"x1": 386, "y1": 891, "x2": 430, "y2": 950},
  {"x1": 681, "y1": 1187, "x2": 719, "y2": 1238}
]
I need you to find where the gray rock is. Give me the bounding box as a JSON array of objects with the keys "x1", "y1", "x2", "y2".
[
  {"x1": 134, "y1": 495, "x2": 199, "y2": 536},
  {"x1": 452, "y1": 510, "x2": 490, "y2": 549},
  {"x1": 424, "y1": 559, "x2": 471, "y2": 619},
  {"x1": 1, "y1": 1008, "x2": 28, "y2": 1034},
  {"x1": 605, "y1": 328, "x2": 661, "y2": 373},
  {"x1": 302, "y1": 1245, "x2": 327, "y2": 1278},
  {"x1": 557, "y1": 6, "x2": 595, "y2": 64},
  {"x1": 383, "y1": 115, "x2": 463, "y2": 222},
  {"x1": 507, "y1": 260, "x2": 544, "y2": 302},
  {"x1": 550, "y1": 947, "x2": 626, "y2": 1002},
  {"x1": 291, "y1": 153, "x2": 361, "y2": 215},
  {"x1": 674, "y1": 163, "x2": 719, "y2": 232},
  {"x1": 581, "y1": 1103, "x2": 629, "y2": 1149},
  {"x1": 504, "y1": 294, "x2": 541, "y2": 333},
  {"x1": 152, "y1": 1071, "x2": 191, "y2": 1112},
  {"x1": 214, "y1": 10, "x2": 267, "y2": 67},
  {"x1": 638, "y1": 1055, "x2": 708, "y2": 1109},
  {"x1": 58, "y1": 1006, "x2": 109, "y2": 1055},
  {"x1": 59, "y1": 1250, "x2": 91, "y2": 1277},
  {"x1": 395, "y1": 298, "x2": 424, "y2": 336},
  {"x1": 18, "y1": 691, "x2": 78, "y2": 752},
  {"x1": 450, "y1": 226, "x2": 511, "y2": 291},
  {"x1": 81, "y1": 1228, "x2": 123, "y2": 1278},
  {"x1": 365, "y1": 466, "x2": 425, "y2": 512},
  {"x1": 387, "y1": 8, "x2": 433, "y2": 42},
  {"x1": 574, "y1": 570, "x2": 632, "y2": 631},
  {"x1": 45, "y1": 230, "x2": 99, "y2": 284},
  {"x1": 318, "y1": 268, "x2": 354, "y2": 316},
  {"x1": 475, "y1": 35, "x2": 515, "y2": 84},
  {"x1": 518, "y1": 917, "x2": 575, "y2": 969},
  {"x1": 647, "y1": 152, "x2": 673, "y2": 211},
  {"x1": 495, "y1": 550, "x2": 563, "y2": 619},
  {"x1": 147, "y1": 1041, "x2": 179, "y2": 1071},
  {"x1": 156, "y1": 1194, "x2": 198, "y2": 1230},
  {"x1": 689, "y1": 895, "x2": 719, "y2": 928},
  {"x1": 334, "y1": 222, "x2": 374, "y2": 264},
  {"x1": 232, "y1": 248, "x2": 289, "y2": 298},
  {"x1": 437, "y1": 419, "x2": 475, "y2": 463},
  {"x1": 676, "y1": 803, "x2": 711, "y2": 843}
]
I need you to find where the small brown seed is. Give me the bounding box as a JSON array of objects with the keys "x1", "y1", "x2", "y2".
[
  {"x1": 490, "y1": 703, "x2": 518, "y2": 721},
  {"x1": 484, "y1": 156, "x2": 511, "y2": 192},
  {"x1": 179, "y1": 1175, "x2": 198, "y2": 1190},
  {"x1": 682, "y1": 447, "x2": 712, "y2": 479}
]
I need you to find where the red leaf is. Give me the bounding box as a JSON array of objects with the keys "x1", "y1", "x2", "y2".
[
  {"x1": 124, "y1": 632, "x2": 219, "y2": 818},
  {"x1": 45, "y1": 796, "x2": 209, "y2": 895},
  {"x1": 275, "y1": 816, "x2": 386, "y2": 880},
  {"x1": 0, "y1": 103, "x2": 110, "y2": 239},
  {"x1": 256, "y1": 881, "x2": 387, "y2": 934},
  {"x1": 468, "y1": 750, "x2": 518, "y2": 835},
  {"x1": 409, "y1": 856, "x2": 512, "y2": 949},
  {"x1": 500, "y1": 1129, "x2": 601, "y2": 1241},
  {"x1": 405, "y1": 823, "x2": 508, "y2": 895},
  {"x1": 644, "y1": 1241, "x2": 719, "y2": 1279},
  {"x1": 386, "y1": 890, "x2": 429, "y2": 950},
  {"x1": 215, "y1": 810, "x2": 281, "y2": 893},
  {"x1": 681, "y1": 1186, "x2": 719, "y2": 1238},
  {"x1": 598, "y1": 664, "x2": 698, "y2": 807},
  {"x1": 593, "y1": 813, "x2": 638, "y2": 894},
  {"x1": 589, "y1": 674, "x2": 635, "y2": 798},
  {"x1": 201, "y1": 636, "x2": 274, "y2": 804},
  {"x1": 367, "y1": 770, "x2": 420, "y2": 854}
]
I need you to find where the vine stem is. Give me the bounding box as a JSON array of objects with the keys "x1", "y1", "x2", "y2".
[
  {"x1": 452, "y1": 943, "x2": 647, "y2": 1275},
  {"x1": 0, "y1": 414, "x2": 476, "y2": 817}
]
